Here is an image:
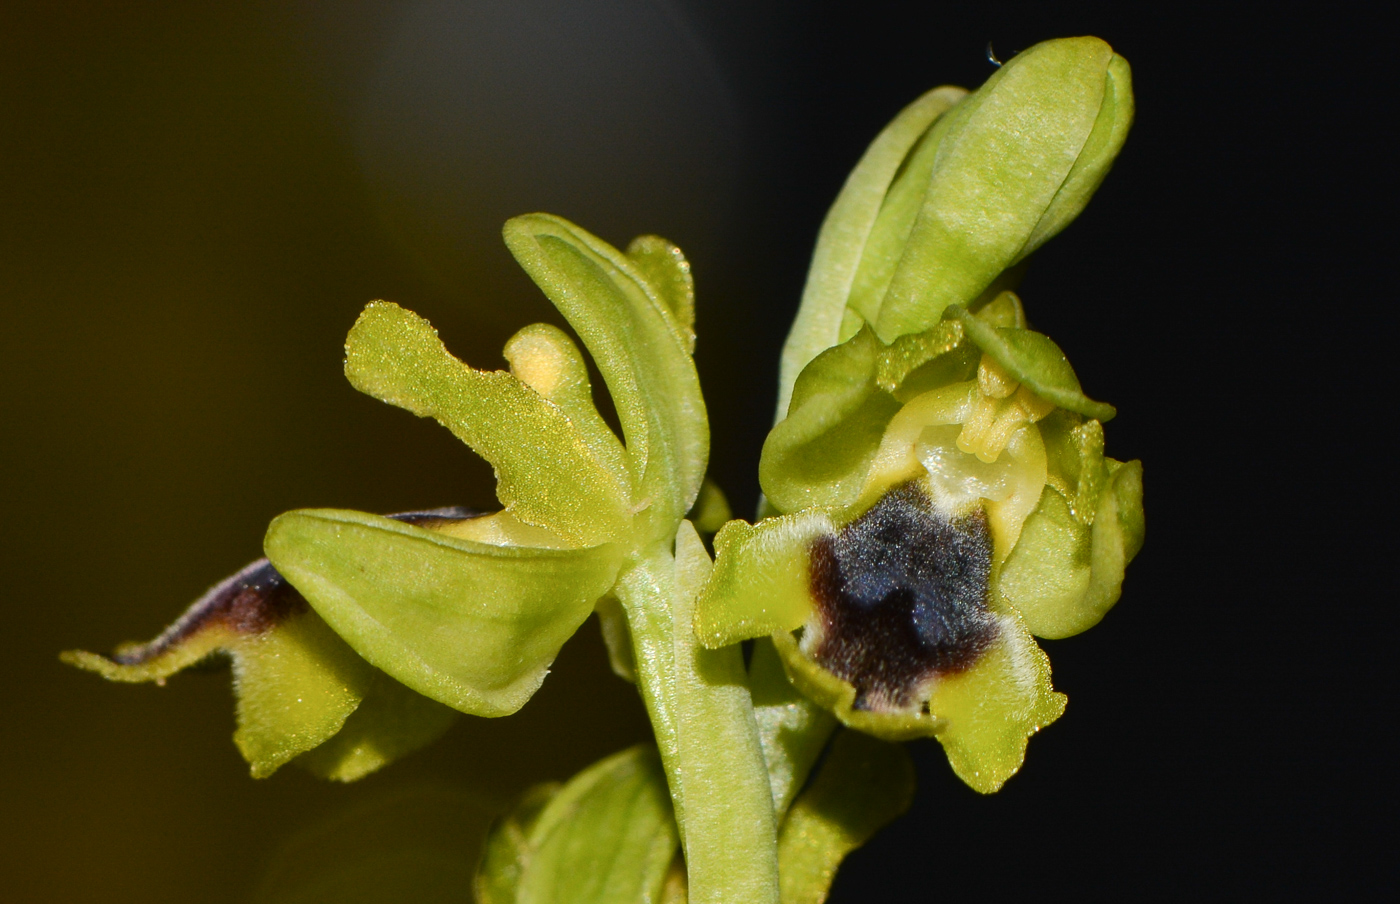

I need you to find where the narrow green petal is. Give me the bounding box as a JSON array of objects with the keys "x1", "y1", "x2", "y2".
[
  {"x1": 762, "y1": 329, "x2": 902, "y2": 513},
  {"x1": 695, "y1": 512, "x2": 833, "y2": 649},
  {"x1": 503, "y1": 321, "x2": 629, "y2": 485},
  {"x1": 925, "y1": 615, "x2": 1066, "y2": 794},
  {"x1": 62, "y1": 558, "x2": 375, "y2": 779},
  {"x1": 627, "y1": 234, "x2": 696, "y2": 353},
  {"x1": 489, "y1": 746, "x2": 679, "y2": 904},
  {"x1": 776, "y1": 731, "x2": 915, "y2": 904},
  {"x1": 294, "y1": 670, "x2": 458, "y2": 782},
  {"x1": 344, "y1": 301, "x2": 632, "y2": 544},
  {"x1": 504, "y1": 214, "x2": 708, "y2": 537},
  {"x1": 952, "y1": 305, "x2": 1117, "y2": 421},
  {"x1": 873, "y1": 319, "x2": 970, "y2": 396},
  {"x1": 778, "y1": 86, "x2": 966, "y2": 420},
  {"x1": 264, "y1": 509, "x2": 623, "y2": 717},
  {"x1": 875, "y1": 37, "x2": 1119, "y2": 339}
]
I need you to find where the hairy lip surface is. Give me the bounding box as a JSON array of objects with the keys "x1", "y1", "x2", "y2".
[{"x1": 807, "y1": 482, "x2": 999, "y2": 711}]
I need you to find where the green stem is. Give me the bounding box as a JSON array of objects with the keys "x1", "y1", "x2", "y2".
[{"x1": 615, "y1": 525, "x2": 779, "y2": 904}]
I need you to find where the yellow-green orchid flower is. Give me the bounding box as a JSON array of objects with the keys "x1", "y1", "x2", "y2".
[{"x1": 697, "y1": 36, "x2": 1144, "y2": 794}]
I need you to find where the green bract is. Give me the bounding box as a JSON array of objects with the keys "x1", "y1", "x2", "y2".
[{"x1": 698, "y1": 36, "x2": 1143, "y2": 795}]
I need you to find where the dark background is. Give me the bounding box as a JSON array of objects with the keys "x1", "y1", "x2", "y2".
[{"x1": 1, "y1": 2, "x2": 1390, "y2": 900}]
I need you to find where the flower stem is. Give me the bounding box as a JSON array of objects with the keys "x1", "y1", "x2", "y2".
[{"x1": 615, "y1": 523, "x2": 780, "y2": 904}]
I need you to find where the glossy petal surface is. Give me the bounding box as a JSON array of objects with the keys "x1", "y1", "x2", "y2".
[{"x1": 265, "y1": 509, "x2": 623, "y2": 717}]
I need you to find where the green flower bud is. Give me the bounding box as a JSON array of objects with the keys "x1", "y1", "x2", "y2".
[{"x1": 778, "y1": 36, "x2": 1133, "y2": 418}]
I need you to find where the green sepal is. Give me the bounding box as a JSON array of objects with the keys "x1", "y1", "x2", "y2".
[
  {"x1": 762, "y1": 328, "x2": 901, "y2": 513},
  {"x1": 843, "y1": 107, "x2": 960, "y2": 328},
  {"x1": 264, "y1": 508, "x2": 623, "y2": 717},
  {"x1": 875, "y1": 37, "x2": 1131, "y2": 340},
  {"x1": 504, "y1": 214, "x2": 708, "y2": 538},
  {"x1": 1016, "y1": 52, "x2": 1134, "y2": 260},
  {"x1": 951, "y1": 303, "x2": 1117, "y2": 421},
  {"x1": 1002, "y1": 459, "x2": 1144, "y2": 639},
  {"x1": 61, "y1": 560, "x2": 375, "y2": 779},
  {"x1": 293, "y1": 669, "x2": 458, "y2": 782},
  {"x1": 778, "y1": 86, "x2": 967, "y2": 419},
  {"x1": 344, "y1": 301, "x2": 631, "y2": 545},
  {"x1": 626, "y1": 234, "x2": 696, "y2": 354},
  {"x1": 694, "y1": 511, "x2": 834, "y2": 649},
  {"x1": 475, "y1": 746, "x2": 679, "y2": 904},
  {"x1": 776, "y1": 730, "x2": 915, "y2": 904}
]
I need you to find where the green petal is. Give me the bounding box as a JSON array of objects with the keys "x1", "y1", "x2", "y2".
[
  {"x1": 264, "y1": 508, "x2": 623, "y2": 717},
  {"x1": 293, "y1": 670, "x2": 458, "y2": 782},
  {"x1": 875, "y1": 37, "x2": 1126, "y2": 340},
  {"x1": 344, "y1": 301, "x2": 632, "y2": 545},
  {"x1": 952, "y1": 304, "x2": 1117, "y2": 421},
  {"x1": 695, "y1": 512, "x2": 833, "y2": 648},
  {"x1": 503, "y1": 322, "x2": 630, "y2": 487},
  {"x1": 626, "y1": 234, "x2": 696, "y2": 353},
  {"x1": 776, "y1": 730, "x2": 915, "y2": 904},
  {"x1": 924, "y1": 615, "x2": 1066, "y2": 794},
  {"x1": 997, "y1": 486, "x2": 1094, "y2": 638},
  {"x1": 1006, "y1": 459, "x2": 1144, "y2": 639},
  {"x1": 62, "y1": 558, "x2": 375, "y2": 779},
  {"x1": 873, "y1": 319, "x2": 973, "y2": 398},
  {"x1": 478, "y1": 746, "x2": 679, "y2": 904},
  {"x1": 504, "y1": 214, "x2": 708, "y2": 538},
  {"x1": 778, "y1": 86, "x2": 966, "y2": 419},
  {"x1": 762, "y1": 328, "x2": 902, "y2": 513}
]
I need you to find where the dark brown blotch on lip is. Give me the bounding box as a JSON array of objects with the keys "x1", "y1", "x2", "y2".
[
  {"x1": 109, "y1": 506, "x2": 483, "y2": 667},
  {"x1": 808, "y1": 482, "x2": 999, "y2": 712}
]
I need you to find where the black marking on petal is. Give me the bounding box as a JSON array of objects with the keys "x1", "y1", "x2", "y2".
[
  {"x1": 808, "y1": 482, "x2": 999, "y2": 711},
  {"x1": 389, "y1": 505, "x2": 483, "y2": 529},
  {"x1": 110, "y1": 558, "x2": 307, "y2": 666},
  {"x1": 110, "y1": 506, "x2": 483, "y2": 666}
]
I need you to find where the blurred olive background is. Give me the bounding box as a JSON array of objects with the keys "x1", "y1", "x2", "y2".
[{"x1": 2, "y1": 2, "x2": 1390, "y2": 901}]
